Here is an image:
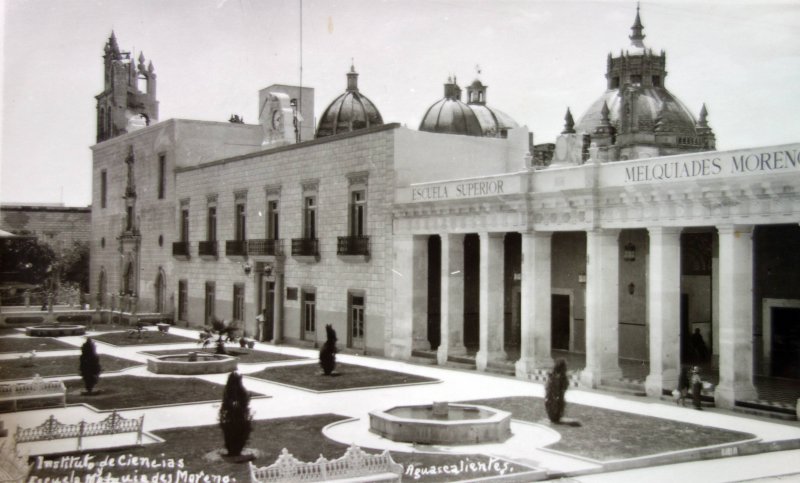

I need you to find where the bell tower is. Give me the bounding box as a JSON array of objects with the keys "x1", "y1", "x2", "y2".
[{"x1": 95, "y1": 32, "x2": 159, "y2": 143}]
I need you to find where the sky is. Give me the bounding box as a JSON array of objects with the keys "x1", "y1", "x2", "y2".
[{"x1": 1, "y1": 0, "x2": 799, "y2": 207}]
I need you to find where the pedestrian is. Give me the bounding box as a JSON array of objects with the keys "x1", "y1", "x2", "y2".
[
  {"x1": 691, "y1": 328, "x2": 708, "y2": 363},
  {"x1": 675, "y1": 366, "x2": 690, "y2": 406},
  {"x1": 256, "y1": 309, "x2": 266, "y2": 341},
  {"x1": 691, "y1": 366, "x2": 703, "y2": 410}
]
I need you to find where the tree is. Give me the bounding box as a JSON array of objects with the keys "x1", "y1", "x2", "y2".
[
  {"x1": 545, "y1": 358, "x2": 569, "y2": 423},
  {"x1": 61, "y1": 241, "x2": 90, "y2": 292},
  {"x1": 0, "y1": 237, "x2": 56, "y2": 286},
  {"x1": 319, "y1": 324, "x2": 338, "y2": 375},
  {"x1": 79, "y1": 338, "x2": 102, "y2": 394},
  {"x1": 219, "y1": 371, "x2": 252, "y2": 458}
]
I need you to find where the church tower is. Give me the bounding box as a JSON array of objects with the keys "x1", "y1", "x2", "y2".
[{"x1": 95, "y1": 32, "x2": 159, "y2": 143}]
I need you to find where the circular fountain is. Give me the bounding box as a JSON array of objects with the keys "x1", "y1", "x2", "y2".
[
  {"x1": 147, "y1": 352, "x2": 238, "y2": 375},
  {"x1": 369, "y1": 402, "x2": 512, "y2": 445},
  {"x1": 25, "y1": 323, "x2": 86, "y2": 337}
]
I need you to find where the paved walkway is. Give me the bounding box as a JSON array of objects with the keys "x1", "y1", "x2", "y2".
[{"x1": 2, "y1": 326, "x2": 800, "y2": 480}]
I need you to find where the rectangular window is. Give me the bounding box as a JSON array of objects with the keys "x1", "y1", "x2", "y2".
[
  {"x1": 100, "y1": 170, "x2": 107, "y2": 208},
  {"x1": 349, "y1": 292, "x2": 365, "y2": 349},
  {"x1": 158, "y1": 154, "x2": 166, "y2": 199},
  {"x1": 350, "y1": 190, "x2": 366, "y2": 237},
  {"x1": 204, "y1": 282, "x2": 215, "y2": 325},
  {"x1": 178, "y1": 280, "x2": 188, "y2": 321},
  {"x1": 233, "y1": 284, "x2": 245, "y2": 322},
  {"x1": 235, "y1": 203, "x2": 246, "y2": 241},
  {"x1": 181, "y1": 208, "x2": 190, "y2": 243},
  {"x1": 126, "y1": 205, "x2": 134, "y2": 231},
  {"x1": 207, "y1": 206, "x2": 217, "y2": 241},
  {"x1": 303, "y1": 196, "x2": 316, "y2": 239},
  {"x1": 302, "y1": 289, "x2": 316, "y2": 336},
  {"x1": 268, "y1": 200, "x2": 279, "y2": 240}
]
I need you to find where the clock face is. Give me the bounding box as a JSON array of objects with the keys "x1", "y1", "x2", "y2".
[{"x1": 272, "y1": 110, "x2": 283, "y2": 130}]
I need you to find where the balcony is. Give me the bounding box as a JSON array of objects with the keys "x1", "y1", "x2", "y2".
[
  {"x1": 198, "y1": 240, "x2": 218, "y2": 259},
  {"x1": 247, "y1": 239, "x2": 282, "y2": 258},
  {"x1": 225, "y1": 240, "x2": 248, "y2": 259},
  {"x1": 172, "y1": 241, "x2": 190, "y2": 260},
  {"x1": 337, "y1": 236, "x2": 370, "y2": 262},
  {"x1": 291, "y1": 238, "x2": 319, "y2": 263}
]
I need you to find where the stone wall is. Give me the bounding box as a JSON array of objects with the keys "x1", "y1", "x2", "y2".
[{"x1": 0, "y1": 205, "x2": 91, "y2": 253}]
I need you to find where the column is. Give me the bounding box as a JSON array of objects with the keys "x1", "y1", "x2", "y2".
[
  {"x1": 644, "y1": 227, "x2": 681, "y2": 397},
  {"x1": 411, "y1": 236, "x2": 430, "y2": 351},
  {"x1": 476, "y1": 232, "x2": 505, "y2": 371},
  {"x1": 711, "y1": 234, "x2": 720, "y2": 368},
  {"x1": 272, "y1": 273, "x2": 284, "y2": 344},
  {"x1": 715, "y1": 224, "x2": 758, "y2": 408},
  {"x1": 388, "y1": 234, "x2": 424, "y2": 360},
  {"x1": 516, "y1": 231, "x2": 553, "y2": 378},
  {"x1": 581, "y1": 228, "x2": 622, "y2": 387},
  {"x1": 438, "y1": 233, "x2": 466, "y2": 365}
]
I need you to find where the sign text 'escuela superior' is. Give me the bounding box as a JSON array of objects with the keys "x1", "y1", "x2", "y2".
[
  {"x1": 624, "y1": 148, "x2": 799, "y2": 183},
  {"x1": 411, "y1": 178, "x2": 515, "y2": 202}
]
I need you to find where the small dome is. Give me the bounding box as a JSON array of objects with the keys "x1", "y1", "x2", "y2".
[
  {"x1": 316, "y1": 65, "x2": 383, "y2": 139},
  {"x1": 576, "y1": 87, "x2": 697, "y2": 136},
  {"x1": 420, "y1": 78, "x2": 518, "y2": 138}
]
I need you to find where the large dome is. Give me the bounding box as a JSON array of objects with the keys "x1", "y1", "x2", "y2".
[
  {"x1": 576, "y1": 87, "x2": 698, "y2": 136},
  {"x1": 419, "y1": 78, "x2": 518, "y2": 138},
  {"x1": 315, "y1": 65, "x2": 383, "y2": 139}
]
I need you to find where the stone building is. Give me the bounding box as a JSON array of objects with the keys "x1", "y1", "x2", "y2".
[
  {"x1": 0, "y1": 204, "x2": 91, "y2": 254},
  {"x1": 89, "y1": 10, "x2": 799, "y2": 409}
]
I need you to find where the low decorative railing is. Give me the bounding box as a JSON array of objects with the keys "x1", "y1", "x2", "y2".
[
  {"x1": 0, "y1": 379, "x2": 66, "y2": 411},
  {"x1": 337, "y1": 236, "x2": 370, "y2": 256},
  {"x1": 15, "y1": 411, "x2": 144, "y2": 450},
  {"x1": 249, "y1": 444, "x2": 402, "y2": 483},
  {"x1": 247, "y1": 239, "x2": 282, "y2": 257},
  {"x1": 291, "y1": 238, "x2": 318, "y2": 257}
]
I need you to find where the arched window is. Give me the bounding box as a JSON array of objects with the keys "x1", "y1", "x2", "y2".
[
  {"x1": 155, "y1": 269, "x2": 166, "y2": 313},
  {"x1": 123, "y1": 261, "x2": 135, "y2": 295}
]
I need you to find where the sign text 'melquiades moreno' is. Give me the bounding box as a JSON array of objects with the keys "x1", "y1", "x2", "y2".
[{"x1": 624, "y1": 148, "x2": 800, "y2": 183}]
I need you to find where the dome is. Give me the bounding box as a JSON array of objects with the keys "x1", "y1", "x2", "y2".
[
  {"x1": 419, "y1": 78, "x2": 518, "y2": 138},
  {"x1": 576, "y1": 87, "x2": 697, "y2": 136},
  {"x1": 315, "y1": 65, "x2": 383, "y2": 139}
]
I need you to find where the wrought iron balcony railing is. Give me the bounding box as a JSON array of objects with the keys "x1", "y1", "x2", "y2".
[
  {"x1": 291, "y1": 238, "x2": 318, "y2": 257},
  {"x1": 225, "y1": 240, "x2": 248, "y2": 257},
  {"x1": 172, "y1": 241, "x2": 190, "y2": 259},
  {"x1": 247, "y1": 239, "x2": 282, "y2": 257},
  {"x1": 337, "y1": 236, "x2": 370, "y2": 256},
  {"x1": 198, "y1": 240, "x2": 218, "y2": 258}
]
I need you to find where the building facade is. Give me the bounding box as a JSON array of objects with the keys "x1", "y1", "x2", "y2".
[{"x1": 89, "y1": 13, "x2": 800, "y2": 409}]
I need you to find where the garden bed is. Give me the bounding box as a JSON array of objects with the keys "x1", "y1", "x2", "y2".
[
  {"x1": 92, "y1": 331, "x2": 196, "y2": 346},
  {"x1": 28, "y1": 415, "x2": 532, "y2": 483},
  {"x1": 247, "y1": 362, "x2": 438, "y2": 392},
  {"x1": 0, "y1": 336, "x2": 76, "y2": 353},
  {"x1": 0, "y1": 354, "x2": 141, "y2": 381},
  {"x1": 464, "y1": 396, "x2": 755, "y2": 461},
  {"x1": 142, "y1": 348, "x2": 307, "y2": 364}
]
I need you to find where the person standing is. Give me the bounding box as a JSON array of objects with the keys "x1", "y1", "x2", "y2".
[{"x1": 691, "y1": 366, "x2": 703, "y2": 410}]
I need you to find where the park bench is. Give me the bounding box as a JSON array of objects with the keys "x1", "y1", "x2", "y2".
[
  {"x1": 0, "y1": 378, "x2": 66, "y2": 411},
  {"x1": 15, "y1": 411, "x2": 144, "y2": 451},
  {"x1": 249, "y1": 444, "x2": 403, "y2": 483}
]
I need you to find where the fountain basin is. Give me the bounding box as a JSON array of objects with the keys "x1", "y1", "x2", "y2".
[
  {"x1": 25, "y1": 324, "x2": 86, "y2": 337},
  {"x1": 369, "y1": 402, "x2": 511, "y2": 445},
  {"x1": 147, "y1": 352, "x2": 237, "y2": 375}
]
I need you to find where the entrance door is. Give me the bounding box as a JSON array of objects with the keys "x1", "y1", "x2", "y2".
[
  {"x1": 349, "y1": 293, "x2": 365, "y2": 350},
  {"x1": 260, "y1": 278, "x2": 275, "y2": 341},
  {"x1": 302, "y1": 290, "x2": 316, "y2": 341},
  {"x1": 772, "y1": 307, "x2": 800, "y2": 379},
  {"x1": 551, "y1": 294, "x2": 570, "y2": 351},
  {"x1": 204, "y1": 282, "x2": 215, "y2": 325}
]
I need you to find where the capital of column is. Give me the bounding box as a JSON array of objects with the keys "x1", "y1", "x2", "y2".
[
  {"x1": 479, "y1": 232, "x2": 505, "y2": 240},
  {"x1": 646, "y1": 226, "x2": 682, "y2": 236},
  {"x1": 522, "y1": 230, "x2": 553, "y2": 241},
  {"x1": 716, "y1": 224, "x2": 754, "y2": 236},
  {"x1": 587, "y1": 227, "x2": 620, "y2": 240}
]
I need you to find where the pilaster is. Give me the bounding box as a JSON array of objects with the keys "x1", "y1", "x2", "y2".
[
  {"x1": 438, "y1": 234, "x2": 466, "y2": 365},
  {"x1": 476, "y1": 232, "x2": 506, "y2": 371}
]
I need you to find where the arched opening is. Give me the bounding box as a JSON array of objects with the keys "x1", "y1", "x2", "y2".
[
  {"x1": 155, "y1": 269, "x2": 166, "y2": 313},
  {"x1": 97, "y1": 270, "x2": 106, "y2": 307},
  {"x1": 123, "y1": 261, "x2": 135, "y2": 295}
]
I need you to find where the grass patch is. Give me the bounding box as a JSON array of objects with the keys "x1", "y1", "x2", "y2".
[
  {"x1": 28, "y1": 415, "x2": 532, "y2": 482},
  {"x1": 0, "y1": 336, "x2": 77, "y2": 353},
  {"x1": 92, "y1": 331, "x2": 196, "y2": 346},
  {"x1": 63, "y1": 375, "x2": 258, "y2": 410},
  {"x1": 247, "y1": 362, "x2": 438, "y2": 392},
  {"x1": 0, "y1": 354, "x2": 141, "y2": 381},
  {"x1": 142, "y1": 348, "x2": 306, "y2": 364},
  {"x1": 464, "y1": 396, "x2": 755, "y2": 461}
]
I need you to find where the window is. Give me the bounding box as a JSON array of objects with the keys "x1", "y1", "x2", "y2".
[
  {"x1": 303, "y1": 196, "x2": 316, "y2": 239},
  {"x1": 652, "y1": 75, "x2": 661, "y2": 88},
  {"x1": 233, "y1": 284, "x2": 245, "y2": 322},
  {"x1": 204, "y1": 282, "x2": 215, "y2": 325},
  {"x1": 349, "y1": 292, "x2": 365, "y2": 349},
  {"x1": 126, "y1": 206, "x2": 134, "y2": 231},
  {"x1": 158, "y1": 154, "x2": 166, "y2": 199},
  {"x1": 207, "y1": 206, "x2": 217, "y2": 241},
  {"x1": 611, "y1": 76, "x2": 620, "y2": 89},
  {"x1": 350, "y1": 190, "x2": 366, "y2": 237},
  {"x1": 100, "y1": 170, "x2": 107, "y2": 208},
  {"x1": 302, "y1": 289, "x2": 316, "y2": 336},
  {"x1": 268, "y1": 200, "x2": 279, "y2": 240},
  {"x1": 235, "y1": 202, "x2": 246, "y2": 241},
  {"x1": 178, "y1": 280, "x2": 187, "y2": 321},
  {"x1": 181, "y1": 208, "x2": 190, "y2": 243},
  {"x1": 631, "y1": 74, "x2": 642, "y2": 85}
]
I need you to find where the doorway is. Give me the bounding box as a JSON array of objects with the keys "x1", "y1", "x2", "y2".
[
  {"x1": 260, "y1": 277, "x2": 275, "y2": 342},
  {"x1": 772, "y1": 307, "x2": 800, "y2": 379},
  {"x1": 551, "y1": 294, "x2": 570, "y2": 350},
  {"x1": 348, "y1": 292, "x2": 365, "y2": 350}
]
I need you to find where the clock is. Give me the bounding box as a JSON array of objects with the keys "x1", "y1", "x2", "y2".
[{"x1": 272, "y1": 110, "x2": 283, "y2": 130}]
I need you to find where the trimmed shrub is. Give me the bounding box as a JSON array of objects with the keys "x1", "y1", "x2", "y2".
[
  {"x1": 545, "y1": 358, "x2": 569, "y2": 423},
  {"x1": 79, "y1": 338, "x2": 102, "y2": 393},
  {"x1": 319, "y1": 324, "x2": 338, "y2": 375},
  {"x1": 219, "y1": 371, "x2": 252, "y2": 457}
]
